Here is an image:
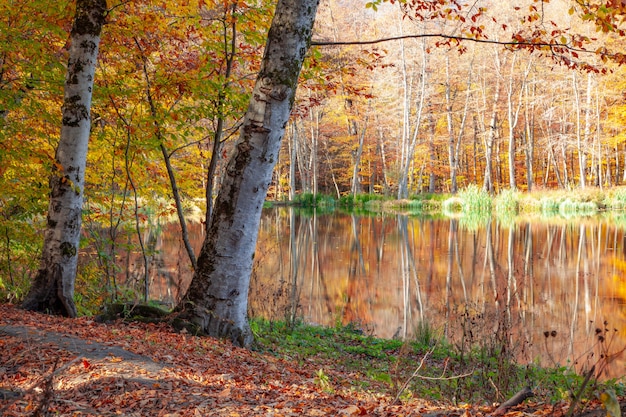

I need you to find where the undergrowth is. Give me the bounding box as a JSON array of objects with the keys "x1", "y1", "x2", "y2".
[{"x1": 250, "y1": 317, "x2": 625, "y2": 408}]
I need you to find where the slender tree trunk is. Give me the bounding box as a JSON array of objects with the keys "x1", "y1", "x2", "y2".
[
  {"x1": 397, "y1": 37, "x2": 428, "y2": 199},
  {"x1": 523, "y1": 80, "x2": 535, "y2": 191},
  {"x1": 134, "y1": 37, "x2": 197, "y2": 271},
  {"x1": 573, "y1": 71, "x2": 587, "y2": 189},
  {"x1": 206, "y1": 4, "x2": 238, "y2": 227},
  {"x1": 445, "y1": 55, "x2": 457, "y2": 194},
  {"x1": 351, "y1": 115, "x2": 368, "y2": 197},
  {"x1": 323, "y1": 138, "x2": 341, "y2": 198},
  {"x1": 294, "y1": 120, "x2": 310, "y2": 192},
  {"x1": 175, "y1": 0, "x2": 319, "y2": 348},
  {"x1": 445, "y1": 54, "x2": 473, "y2": 194},
  {"x1": 377, "y1": 125, "x2": 390, "y2": 194},
  {"x1": 427, "y1": 113, "x2": 436, "y2": 193},
  {"x1": 288, "y1": 122, "x2": 297, "y2": 200},
  {"x1": 309, "y1": 105, "x2": 320, "y2": 198},
  {"x1": 483, "y1": 48, "x2": 502, "y2": 194},
  {"x1": 22, "y1": 0, "x2": 107, "y2": 317},
  {"x1": 505, "y1": 55, "x2": 532, "y2": 190}
]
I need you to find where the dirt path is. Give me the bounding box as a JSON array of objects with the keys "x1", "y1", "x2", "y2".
[
  {"x1": 0, "y1": 323, "x2": 173, "y2": 415},
  {"x1": 1, "y1": 305, "x2": 364, "y2": 416},
  {"x1": 1, "y1": 324, "x2": 166, "y2": 372}
]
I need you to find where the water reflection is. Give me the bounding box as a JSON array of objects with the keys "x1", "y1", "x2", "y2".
[{"x1": 110, "y1": 208, "x2": 626, "y2": 379}]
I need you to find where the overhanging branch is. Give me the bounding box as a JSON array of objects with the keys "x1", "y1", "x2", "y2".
[{"x1": 311, "y1": 33, "x2": 589, "y2": 55}]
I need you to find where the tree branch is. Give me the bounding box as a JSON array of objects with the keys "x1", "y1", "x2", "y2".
[
  {"x1": 492, "y1": 386, "x2": 535, "y2": 416},
  {"x1": 311, "y1": 33, "x2": 589, "y2": 54}
]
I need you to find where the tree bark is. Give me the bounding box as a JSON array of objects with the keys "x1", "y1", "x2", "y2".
[
  {"x1": 175, "y1": 0, "x2": 320, "y2": 348},
  {"x1": 22, "y1": 0, "x2": 107, "y2": 317}
]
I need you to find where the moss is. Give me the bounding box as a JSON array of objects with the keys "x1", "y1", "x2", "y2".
[
  {"x1": 72, "y1": 0, "x2": 107, "y2": 37},
  {"x1": 60, "y1": 241, "x2": 77, "y2": 257},
  {"x1": 96, "y1": 302, "x2": 170, "y2": 323},
  {"x1": 170, "y1": 317, "x2": 205, "y2": 335}
]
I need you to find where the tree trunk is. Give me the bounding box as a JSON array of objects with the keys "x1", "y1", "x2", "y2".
[
  {"x1": 351, "y1": 116, "x2": 368, "y2": 197},
  {"x1": 175, "y1": 0, "x2": 319, "y2": 348},
  {"x1": 397, "y1": 36, "x2": 428, "y2": 199},
  {"x1": 505, "y1": 54, "x2": 532, "y2": 190},
  {"x1": 206, "y1": 3, "x2": 237, "y2": 227},
  {"x1": 523, "y1": 80, "x2": 535, "y2": 191},
  {"x1": 445, "y1": 53, "x2": 473, "y2": 194},
  {"x1": 483, "y1": 48, "x2": 502, "y2": 194},
  {"x1": 22, "y1": 0, "x2": 107, "y2": 317}
]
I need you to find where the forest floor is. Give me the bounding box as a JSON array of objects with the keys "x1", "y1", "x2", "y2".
[{"x1": 0, "y1": 303, "x2": 623, "y2": 417}]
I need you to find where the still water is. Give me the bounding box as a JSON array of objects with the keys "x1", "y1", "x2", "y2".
[{"x1": 115, "y1": 208, "x2": 626, "y2": 379}]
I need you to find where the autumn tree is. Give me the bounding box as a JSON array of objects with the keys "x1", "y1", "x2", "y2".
[
  {"x1": 21, "y1": 0, "x2": 107, "y2": 317},
  {"x1": 174, "y1": 0, "x2": 320, "y2": 347}
]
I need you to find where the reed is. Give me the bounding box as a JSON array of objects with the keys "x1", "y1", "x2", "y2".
[
  {"x1": 458, "y1": 184, "x2": 492, "y2": 214},
  {"x1": 558, "y1": 198, "x2": 598, "y2": 217},
  {"x1": 606, "y1": 186, "x2": 626, "y2": 209},
  {"x1": 495, "y1": 188, "x2": 520, "y2": 215}
]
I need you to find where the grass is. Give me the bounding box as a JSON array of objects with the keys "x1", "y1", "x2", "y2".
[
  {"x1": 266, "y1": 186, "x2": 626, "y2": 222},
  {"x1": 249, "y1": 317, "x2": 623, "y2": 407}
]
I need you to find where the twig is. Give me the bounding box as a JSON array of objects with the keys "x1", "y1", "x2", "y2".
[
  {"x1": 30, "y1": 357, "x2": 59, "y2": 417},
  {"x1": 565, "y1": 365, "x2": 595, "y2": 417},
  {"x1": 391, "y1": 347, "x2": 473, "y2": 405},
  {"x1": 0, "y1": 356, "x2": 82, "y2": 416},
  {"x1": 492, "y1": 386, "x2": 534, "y2": 416}
]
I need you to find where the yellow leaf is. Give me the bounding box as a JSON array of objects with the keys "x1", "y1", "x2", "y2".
[{"x1": 599, "y1": 389, "x2": 621, "y2": 417}]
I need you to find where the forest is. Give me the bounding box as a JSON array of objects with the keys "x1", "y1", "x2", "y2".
[
  {"x1": 2, "y1": 0, "x2": 626, "y2": 327},
  {"x1": 3, "y1": 1, "x2": 626, "y2": 415}
]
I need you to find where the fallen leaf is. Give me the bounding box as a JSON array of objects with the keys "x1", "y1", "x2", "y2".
[{"x1": 339, "y1": 405, "x2": 361, "y2": 415}]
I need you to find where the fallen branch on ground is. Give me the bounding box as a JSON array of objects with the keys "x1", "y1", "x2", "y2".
[{"x1": 492, "y1": 386, "x2": 534, "y2": 416}]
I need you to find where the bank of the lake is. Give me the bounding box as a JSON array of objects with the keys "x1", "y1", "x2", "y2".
[{"x1": 2, "y1": 302, "x2": 623, "y2": 416}]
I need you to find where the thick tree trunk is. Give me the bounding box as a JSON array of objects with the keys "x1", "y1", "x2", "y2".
[
  {"x1": 22, "y1": 0, "x2": 106, "y2": 317},
  {"x1": 175, "y1": 0, "x2": 319, "y2": 348}
]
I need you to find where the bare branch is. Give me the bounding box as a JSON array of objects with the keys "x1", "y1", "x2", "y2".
[
  {"x1": 492, "y1": 386, "x2": 535, "y2": 416},
  {"x1": 311, "y1": 33, "x2": 589, "y2": 54}
]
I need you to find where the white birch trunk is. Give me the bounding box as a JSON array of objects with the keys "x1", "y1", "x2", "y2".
[
  {"x1": 22, "y1": 0, "x2": 106, "y2": 317},
  {"x1": 483, "y1": 48, "x2": 502, "y2": 194},
  {"x1": 176, "y1": 0, "x2": 319, "y2": 348},
  {"x1": 397, "y1": 36, "x2": 428, "y2": 199}
]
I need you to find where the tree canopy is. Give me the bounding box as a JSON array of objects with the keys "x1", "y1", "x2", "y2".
[{"x1": 2, "y1": 0, "x2": 626, "y2": 326}]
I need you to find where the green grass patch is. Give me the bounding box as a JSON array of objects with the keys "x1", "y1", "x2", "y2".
[
  {"x1": 250, "y1": 317, "x2": 624, "y2": 406},
  {"x1": 292, "y1": 192, "x2": 336, "y2": 210}
]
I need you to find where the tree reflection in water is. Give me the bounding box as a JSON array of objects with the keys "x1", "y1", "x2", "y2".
[{"x1": 111, "y1": 208, "x2": 626, "y2": 379}]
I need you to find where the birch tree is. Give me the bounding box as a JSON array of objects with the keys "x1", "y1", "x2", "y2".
[
  {"x1": 22, "y1": 0, "x2": 107, "y2": 317},
  {"x1": 396, "y1": 26, "x2": 428, "y2": 199},
  {"x1": 482, "y1": 47, "x2": 503, "y2": 194},
  {"x1": 175, "y1": 0, "x2": 320, "y2": 348}
]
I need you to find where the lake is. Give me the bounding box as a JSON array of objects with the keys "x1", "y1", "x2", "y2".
[{"x1": 110, "y1": 208, "x2": 626, "y2": 379}]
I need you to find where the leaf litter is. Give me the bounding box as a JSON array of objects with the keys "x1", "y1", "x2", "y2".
[{"x1": 0, "y1": 303, "x2": 623, "y2": 416}]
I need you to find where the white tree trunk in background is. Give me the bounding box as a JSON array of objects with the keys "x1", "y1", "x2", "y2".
[
  {"x1": 22, "y1": 0, "x2": 107, "y2": 317},
  {"x1": 176, "y1": 0, "x2": 320, "y2": 348}
]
